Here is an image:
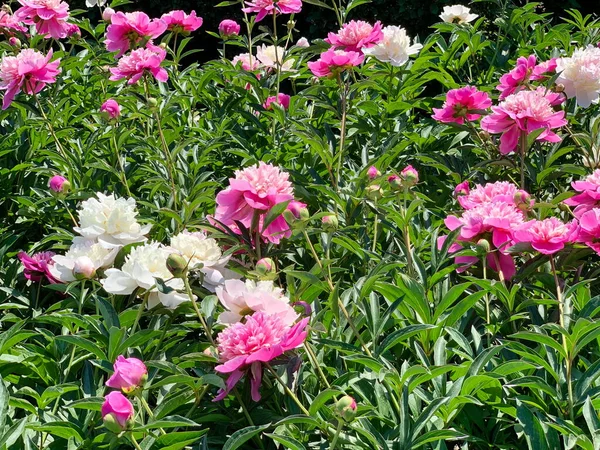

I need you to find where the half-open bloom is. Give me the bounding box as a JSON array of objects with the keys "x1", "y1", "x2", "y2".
[
  {"x1": 105, "y1": 11, "x2": 167, "y2": 57},
  {"x1": 432, "y1": 86, "x2": 491, "y2": 124},
  {"x1": 219, "y1": 19, "x2": 240, "y2": 36},
  {"x1": 326, "y1": 20, "x2": 383, "y2": 53},
  {"x1": 577, "y1": 208, "x2": 600, "y2": 254},
  {"x1": 106, "y1": 356, "x2": 147, "y2": 392},
  {"x1": 308, "y1": 48, "x2": 364, "y2": 78},
  {"x1": 497, "y1": 55, "x2": 537, "y2": 99},
  {"x1": 49, "y1": 237, "x2": 118, "y2": 282},
  {"x1": 101, "y1": 392, "x2": 133, "y2": 431},
  {"x1": 100, "y1": 99, "x2": 120, "y2": 119},
  {"x1": 242, "y1": 0, "x2": 302, "y2": 22},
  {"x1": 513, "y1": 218, "x2": 579, "y2": 254},
  {"x1": 161, "y1": 10, "x2": 202, "y2": 33},
  {"x1": 214, "y1": 312, "x2": 308, "y2": 401},
  {"x1": 256, "y1": 45, "x2": 294, "y2": 72},
  {"x1": 439, "y1": 5, "x2": 478, "y2": 24},
  {"x1": 15, "y1": 0, "x2": 70, "y2": 39},
  {"x1": 564, "y1": 169, "x2": 600, "y2": 217},
  {"x1": 263, "y1": 93, "x2": 290, "y2": 110},
  {"x1": 556, "y1": 45, "x2": 600, "y2": 108},
  {"x1": 18, "y1": 251, "x2": 58, "y2": 283},
  {"x1": 109, "y1": 45, "x2": 168, "y2": 84},
  {"x1": 232, "y1": 53, "x2": 261, "y2": 71}
]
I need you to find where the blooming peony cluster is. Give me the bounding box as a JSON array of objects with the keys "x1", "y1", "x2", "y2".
[
  {"x1": 0, "y1": 10, "x2": 27, "y2": 34},
  {"x1": 496, "y1": 55, "x2": 557, "y2": 100},
  {"x1": 362, "y1": 25, "x2": 422, "y2": 67},
  {"x1": 15, "y1": 0, "x2": 70, "y2": 39},
  {"x1": 432, "y1": 86, "x2": 491, "y2": 124}
]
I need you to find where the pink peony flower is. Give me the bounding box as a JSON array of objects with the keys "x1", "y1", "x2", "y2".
[
  {"x1": 513, "y1": 218, "x2": 579, "y2": 254},
  {"x1": 213, "y1": 312, "x2": 308, "y2": 401},
  {"x1": 48, "y1": 174, "x2": 68, "y2": 193},
  {"x1": 109, "y1": 45, "x2": 168, "y2": 84},
  {"x1": 65, "y1": 23, "x2": 79, "y2": 37},
  {"x1": 161, "y1": 10, "x2": 202, "y2": 33},
  {"x1": 101, "y1": 391, "x2": 134, "y2": 432},
  {"x1": 577, "y1": 208, "x2": 600, "y2": 254},
  {"x1": 564, "y1": 169, "x2": 600, "y2": 217},
  {"x1": 497, "y1": 55, "x2": 537, "y2": 100},
  {"x1": 213, "y1": 162, "x2": 295, "y2": 244},
  {"x1": 242, "y1": 0, "x2": 302, "y2": 22},
  {"x1": 531, "y1": 58, "x2": 557, "y2": 80},
  {"x1": 0, "y1": 48, "x2": 60, "y2": 110},
  {"x1": 263, "y1": 93, "x2": 290, "y2": 110},
  {"x1": 106, "y1": 356, "x2": 147, "y2": 392},
  {"x1": 326, "y1": 20, "x2": 384, "y2": 53},
  {"x1": 18, "y1": 251, "x2": 58, "y2": 283},
  {"x1": 480, "y1": 88, "x2": 567, "y2": 155},
  {"x1": 307, "y1": 48, "x2": 364, "y2": 78},
  {"x1": 432, "y1": 86, "x2": 492, "y2": 124},
  {"x1": 367, "y1": 166, "x2": 380, "y2": 179},
  {"x1": 219, "y1": 19, "x2": 240, "y2": 37},
  {"x1": 100, "y1": 98, "x2": 120, "y2": 119},
  {"x1": 454, "y1": 180, "x2": 470, "y2": 198},
  {"x1": 401, "y1": 165, "x2": 419, "y2": 186},
  {"x1": 457, "y1": 181, "x2": 521, "y2": 210},
  {"x1": 296, "y1": 37, "x2": 309, "y2": 47},
  {"x1": 0, "y1": 10, "x2": 27, "y2": 34},
  {"x1": 232, "y1": 52, "x2": 260, "y2": 71},
  {"x1": 15, "y1": 0, "x2": 70, "y2": 39},
  {"x1": 105, "y1": 11, "x2": 167, "y2": 57}
]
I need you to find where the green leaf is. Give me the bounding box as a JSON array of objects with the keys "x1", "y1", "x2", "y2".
[
  {"x1": 223, "y1": 424, "x2": 271, "y2": 450},
  {"x1": 264, "y1": 433, "x2": 307, "y2": 450},
  {"x1": 55, "y1": 335, "x2": 107, "y2": 360}
]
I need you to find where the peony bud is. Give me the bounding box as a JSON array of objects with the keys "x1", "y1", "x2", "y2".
[
  {"x1": 476, "y1": 239, "x2": 490, "y2": 254},
  {"x1": 147, "y1": 97, "x2": 158, "y2": 108},
  {"x1": 296, "y1": 37, "x2": 309, "y2": 48},
  {"x1": 400, "y1": 165, "x2": 419, "y2": 187},
  {"x1": 48, "y1": 175, "x2": 70, "y2": 194},
  {"x1": 159, "y1": 43, "x2": 168, "y2": 50},
  {"x1": 554, "y1": 83, "x2": 565, "y2": 93},
  {"x1": 322, "y1": 213, "x2": 339, "y2": 232},
  {"x1": 287, "y1": 19, "x2": 295, "y2": 31},
  {"x1": 255, "y1": 257, "x2": 276, "y2": 277},
  {"x1": 73, "y1": 256, "x2": 96, "y2": 280},
  {"x1": 102, "y1": 7, "x2": 115, "y2": 22},
  {"x1": 366, "y1": 184, "x2": 383, "y2": 201},
  {"x1": 102, "y1": 391, "x2": 134, "y2": 433},
  {"x1": 100, "y1": 99, "x2": 120, "y2": 120},
  {"x1": 8, "y1": 37, "x2": 20, "y2": 49},
  {"x1": 66, "y1": 23, "x2": 80, "y2": 38},
  {"x1": 283, "y1": 201, "x2": 309, "y2": 229},
  {"x1": 263, "y1": 93, "x2": 291, "y2": 110},
  {"x1": 166, "y1": 253, "x2": 188, "y2": 278},
  {"x1": 106, "y1": 356, "x2": 148, "y2": 393},
  {"x1": 514, "y1": 190, "x2": 533, "y2": 212},
  {"x1": 478, "y1": 130, "x2": 491, "y2": 141},
  {"x1": 334, "y1": 395, "x2": 357, "y2": 422},
  {"x1": 388, "y1": 174, "x2": 402, "y2": 191},
  {"x1": 293, "y1": 300, "x2": 312, "y2": 317},
  {"x1": 218, "y1": 19, "x2": 241, "y2": 37},
  {"x1": 454, "y1": 180, "x2": 470, "y2": 198},
  {"x1": 367, "y1": 166, "x2": 380, "y2": 179}
]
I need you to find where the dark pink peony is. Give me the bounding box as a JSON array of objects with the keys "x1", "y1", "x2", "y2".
[
  {"x1": 307, "y1": 48, "x2": 364, "y2": 78},
  {"x1": 15, "y1": 0, "x2": 70, "y2": 39},
  {"x1": 106, "y1": 356, "x2": 147, "y2": 392},
  {"x1": 577, "y1": 208, "x2": 600, "y2": 254},
  {"x1": 219, "y1": 19, "x2": 240, "y2": 37},
  {"x1": 564, "y1": 170, "x2": 600, "y2": 217},
  {"x1": 18, "y1": 251, "x2": 58, "y2": 283},
  {"x1": 513, "y1": 218, "x2": 579, "y2": 255},
  {"x1": 105, "y1": 11, "x2": 167, "y2": 58},
  {"x1": 0, "y1": 10, "x2": 27, "y2": 34},
  {"x1": 161, "y1": 10, "x2": 202, "y2": 33},
  {"x1": 242, "y1": 0, "x2": 302, "y2": 22},
  {"x1": 432, "y1": 86, "x2": 491, "y2": 124},
  {"x1": 326, "y1": 20, "x2": 384, "y2": 53},
  {"x1": 263, "y1": 93, "x2": 290, "y2": 110}
]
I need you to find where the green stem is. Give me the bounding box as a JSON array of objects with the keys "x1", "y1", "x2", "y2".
[
  {"x1": 130, "y1": 434, "x2": 143, "y2": 450},
  {"x1": 131, "y1": 294, "x2": 149, "y2": 337},
  {"x1": 335, "y1": 74, "x2": 348, "y2": 192},
  {"x1": 266, "y1": 364, "x2": 311, "y2": 416},
  {"x1": 483, "y1": 256, "x2": 491, "y2": 347},
  {"x1": 329, "y1": 420, "x2": 344, "y2": 450},
  {"x1": 139, "y1": 395, "x2": 166, "y2": 435},
  {"x1": 519, "y1": 130, "x2": 527, "y2": 191},
  {"x1": 304, "y1": 342, "x2": 330, "y2": 388},
  {"x1": 149, "y1": 315, "x2": 174, "y2": 361},
  {"x1": 183, "y1": 276, "x2": 215, "y2": 345},
  {"x1": 400, "y1": 190, "x2": 414, "y2": 277},
  {"x1": 234, "y1": 389, "x2": 266, "y2": 450},
  {"x1": 371, "y1": 201, "x2": 379, "y2": 253},
  {"x1": 272, "y1": 9, "x2": 281, "y2": 93},
  {"x1": 34, "y1": 94, "x2": 69, "y2": 162},
  {"x1": 60, "y1": 198, "x2": 78, "y2": 228},
  {"x1": 111, "y1": 132, "x2": 131, "y2": 197}
]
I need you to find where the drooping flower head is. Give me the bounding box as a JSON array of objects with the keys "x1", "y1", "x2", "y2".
[
  {"x1": 263, "y1": 93, "x2": 290, "y2": 110},
  {"x1": 0, "y1": 10, "x2": 27, "y2": 34},
  {"x1": 100, "y1": 98, "x2": 120, "y2": 119},
  {"x1": 242, "y1": 0, "x2": 302, "y2": 22},
  {"x1": 432, "y1": 86, "x2": 491, "y2": 124},
  {"x1": 161, "y1": 10, "x2": 202, "y2": 34},
  {"x1": 307, "y1": 48, "x2": 364, "y2": 78},
  {"x1": 0, "y1": 48, "x2": 60, "y2": 109},
  {"x1": 439, "y1": 4, "x2": 478, "y2": 24},
  {"x1": 15, "y1": 0, "x2": 70, "y2": 39},
  {"x1": 18, "y1": 251, "x2": 58, "y2": 283},
  {"x1": 106, "y1": 356, "x2": 148, "y2": 393},
  {"x1": 326, "y1": 20, "x2": 384, "y2": 53},
  {"x1": 480, "y1": 87, "x2": 567, "y2": 155},
  {"x1": 219, "y1": 19, "x2": 240, "y2": 37},
  {"x1": 564, "y1": 169, "x2": 600, "y2": 217},
  {"x1": 105, "y1": 11, "x2": 167, "y2": 57},
  {"x1": 362, "y1": 25, "x2": 422, "y2": 67},
  {"x1": 216, "y1": 279, "x2": 298, "y2": 326},
  {"x1": 556, "y1": 45, "x2": 600, "y2": 108},
  {"x1": 577, "y1": 208, "x2": 600, "y2": 254},
  {"x1": 49, "y1": 237, "x2": 118, "y2": 282},
  {"x1": 513, "y1": 218, "x2": 579, "y2": 255},
  {"x1": 109, "y1": 45, "x2": 168, "y2": 84},
  {"x1": 101, "y1": 392, "x2": 134, "y2": 433},
  {"x1": 214, "y1": 312, "x2": 308, "y2": 401}
]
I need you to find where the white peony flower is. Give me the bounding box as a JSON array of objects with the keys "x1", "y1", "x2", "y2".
[
  {"x1": 440, "y1": 5, "x2": 479, "y2": 24},
  {"x1": 50, "y1": 237, "x2": 119, "y2": 282},
  {"x1": 168, "y1": 231, "x2": 239, "y2": 292},
  {"x1": 85, "y1": 0, "x2": 107, "y2": 7},
  {"x1": 296, "y1": 37, "x2": 310, "y2": 48},
  {"x1": 363, "y1": 26, "x2": 422, "y2": 67},
  {"x1": 101, "y1": 242, "x2": 189, "y2": 309},
  {"x1": 74, "y1": 193, "x2": 151, "y2": 249},
  {"x1": 216, "y1": 279, "x2": 298, "y2": 326},
  {"x1": 556, "y1": 45, "x2": 600, "y2": 108},
  {"x1": 256, "y1": 45, "x2": 295, "y2": 72}
]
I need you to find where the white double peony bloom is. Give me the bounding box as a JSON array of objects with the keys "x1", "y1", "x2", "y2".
[
  {"x1": 439, "y1": 5, "x2": 479, "y2": 24},
  {"x1": 363, "y1": 26, "x2": 422, "y2": 67},
  {"x1": 74, "y1": 193, "x2": 151, "y2": 249},
  {"x1": 216, "y1": 279, "x2": 298, "y2": 326},
  {"x1": 50, "y1": 237, "x2": 119, "y2": 282},
  {"x1": 169, "y1": 231, "x2": 239, "y2": 292},
  {"x1": 556, "y1": 45, "x2": 600, "y2": 108},
  {"x1": 256, "y1": 45, "x2": 295, "y2": 72},
  {"x1": 101, "y1": 242, "x2": 189, "y2": 309}
]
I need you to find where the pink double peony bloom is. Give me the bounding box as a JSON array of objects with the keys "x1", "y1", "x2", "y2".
[
  {"x1": 213, "y1": 162, "x2": 297, "y2": 244},
  {"x1": 577, "y1": 208, "x2": 600, "y2": 254},
  {"x1": 432, "y1": 86, "x2": 491, "y2": 124},
  {"x1": 564, "y1": 170, "x2": 600, "y2": 217},
  {"x1": 18, "y1": 251, "x2": 58, "y2": 283},
  {"x1": 513, "y1": 218, "x2": 578, "y2": 255},
  {"x1": 161, "y1": 10, "x2": 203, "y2": 34},
  {"x1": 0, "y1": 10, "x2": 27, "y2": 34},
  {"x1": 232, "y1": 53, "x2": 261, "y2": 71},
  {"x1": 213, "y1": 312, "x2": 308, "y2": 401},
  {"x1": 219, "y1": 19, "x2": 240, "y2": 37},
  {"x1": 242, "y1": 0, "x2": 302, "y2": 22},
  {"x1": 105, "y1": 11, "x2": 167, "y2": 58},
  {"x1": 100, "y1": 98, "x2": 120, "y2": 119},
  {"x1": 106, "y1": 356, "x2": 147, "y2": 392},
  {"x1": 15, "y1": 0, "x2": 70, "y2": 39},
  {"x1": 308, "y1": 48, "x2": 364, "y2": 78},
  {"x1": 326, "y1": 20, "x2": 384, "y2": 53},
  {"x1": 480, "y1": 88, "x2": 567, "y2": 155},
  {"x1": 263, "y1": 93, "x2": 290, "y2": 110},
  {"x1": 496, "y1": 56, "x2": 557, "y2": 100},
  {"x1": 109, "y1": 45, "x2": 168, "y2": 84},
  {"x1": 456, "y1": 181, "x2": 528, "y2": 210},
  {"x1": 0, "y1": 49, "x2": 60, "y2": 109},
  {"x1": 101, "y1": 391, "x2": 134, "y2": 433}
]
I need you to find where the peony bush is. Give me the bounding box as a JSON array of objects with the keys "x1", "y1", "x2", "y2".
[{"x1": 2, "y1": 0, "x2": 600, "y2": 449}]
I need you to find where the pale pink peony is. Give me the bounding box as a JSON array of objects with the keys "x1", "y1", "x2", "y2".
[
  {"x1": 102, "y1": 7, "x2": 115, "y2": 23},
  {"x1": 480, "y1": 88, "x2": 567, "y2": 155},
  {"x1": 0, "y1": 48, "x2": 60, "y2": 109},
  {"x1": 100, "y1": 98, "x2": 120, "y2": 119},
  {"x1": 218, "y1": 19, "x2": 240, "y2": 36},
  {"x1": 232, "y1": 53, "x2": 260, "y2": 71},
  {"x1": 401, "y1": 165, "x2": 419, "y2": 186},
  {"x1": 106, "y1": 356, "x2": 147, "y2": 392},
  {"x1": 161, "y1": 10, "x2": 202, "y2": 33},
  {"x1": 105, "y1": 11, "x2": 167, "y2": 57},
  {"x1": 242, "y1": 0, "x2": 302, "y2": 22},
  {"x1": 513, "y1": 218, "x2": 579, "y2": 255},
  {"x1": 213, "y1": 312, "x2": 308, "y2": 401},
  {"x1": 307, "y1": 48, "x2": 364, "y2": 78},
  {"x1": 216, "y1": 279, "x2": 298, "y2": 326},
  {"x1": 49, "y1": 174, "x2": 68, "y2": 193},
  {"x1": 15, "y1": 0, "x2": 70, "y2": 39},
  {"x1": 497, "y1": 55, "x2": 537, "y2": 100},
  {"x1": 564, "y1": 169, "x2": 600, "y2": 217},
  {"x1": 326, "y1": 20, "x2": 384, "y2": 53},
  {"x1": 457, "y1": 181, "x2": 520, "y2": 209},
  {"x1": 577, "y1": 208, "x2": 600, "y2": 254},
  {"x1": 263, "y1": 93, "x2": 290, "y2": 110},
  {"x1": 213, "y1": 162, "x2": 295, "y2": 244},
  {"x1": 109, "y1": 45, "x2": 168, "y2": 84},
  {"x1": 18, "y1": 251, "x2": 58, "y2": 283},
  {"x1": 556, "y1": 46, "x2": 600, "y2": 108},
  {"x1": 101, "y1": 391, "x2": 134, "y2": 430},
  {"x1": 0, "y1": 10, "x2": 27, "y2": 34},
  {"x1": 432, "y1": 86, "x2": 491, "y2": 124}
]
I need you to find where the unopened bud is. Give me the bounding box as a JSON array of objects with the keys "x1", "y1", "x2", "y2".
[
  {"x1": 388, "y1": 174, "x2": 402, "y2": 191},
  {"x1": 256, "y1": 257, "x2": 276, "y2": 276},
  {"x1": 476, "y1": 239, "x2": 490, "y2": 254},
  {"x1": 73, "y1": 256, "x2": 96, "y2": 280},
  {"x1": 334, "y1": 396, "x2": 357, "y2": 422},
  {"x1": 366, "y1": 184, "x2": 383, "y2": 200},
  {"x1": 166, "y1": 253, "x2": 188, "y2": 278},
  {"x1": 293, "y1": 301, "x2": 312, "y2": 317},
  {"x1": 287, "y1": 19, "x2": 295, "y2": 31},
  {"x1": 159, "y1": 43, "x2": 168, "y2": 50},
  {"x1": 9, "y1": 37, "x2": 20, "y2": 49},
  {"x1": 367, "y1": 166, "x2": 380, "y2": 179},
  {"x1": 478, "y1": 130, "x2": 491, "y2": 141},
  {"x1": 321, "y1": 213, "x2": 338, "y2": 232},
  {"x1": 147, "y1": 97, "x2": 158, "y2": 108},
  {"x1": 400, "y1": 165, "x2": 419, "y2": 187},
  {"x1": 514, "y1": 190, "x2": 533, "y2": 212},
  {"x1": 283, "y1": 200, "x2": 310, "y2": 229},
  {"x1": 103, "y1": 413, "x2": 125, "y2": 434},
  {"x1": 554, "y1": 84, "x2": 565, "y2": 93},
  {"x1": 102, "y1": 7, "x2": 115, "y2": 22}
]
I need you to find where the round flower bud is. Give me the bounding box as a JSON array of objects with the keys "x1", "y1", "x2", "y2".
[
  {"x1": 334, "y1": 395, "x2": 357, "y2": 422},
  {"x1": 283, "y1": 201, "x2": 310, "y2": 229},
  {"x1": 166, "y1": 253, "x2": 188, "y2": 278},
  {"x1": 366, "y1": 184, "x2": 383, "y2": 201},
  {"x1": 293, "y1": 301, "x2": 312, "y2": 317},
  {"x1": 554, "y1": 83, "x2": 565, "y2": 93},
  {"x1": 256, "y1": 257, "x2": 276, "y2": 277},
  {"x1": 296, "y1": 37, "x2": 310, "y2": 48},
  {"x1": 101, "y1": 392, "x2": 134, "y2": 433},
  {"x1": 400, "y1": 165, "x2": 419, "y2": 187},
  {"x1": 73, "y1": 256, "x2": 96, "y2": 280},
  {"x1": 321, "y1": 213, "x2": 339, "y2": 232},
  {"x1": 102, "y1": 7, "x2": 115, "y2": 22},
  {"x1": 367, "y1": 166, "x2": 380, "y2": 179},
  {"x1": 478, "y1": 130, "x2": 491, "y2": 141},
  {"x1": 476, "y1": 239, "x2": 491, "y2": 254},
  {"x1": 48, "y1": 175, "x2": 70, "y2": 194},
  {"x1": 388, "y1": 174, "x2": 403, "y2": 191},
  {"x1": 218, "y1": 19, "x2": 241, "y2": 37},
  {"x1": 514, "y1": 190, "x2": 533, "y2": 212},
  {"x1": 287, "y1": 19, "x2": 296, "y2": 31},
  {"x1": 9, "y1": 37, "x2": 21, "y2": 49},
  {"x1": 147, "y1": 97, "x2": 158, "y2": 108}
]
